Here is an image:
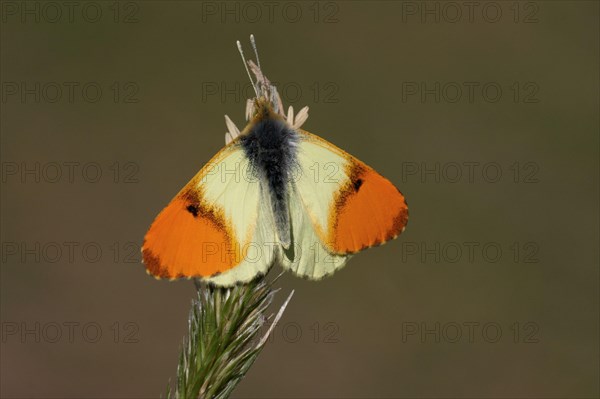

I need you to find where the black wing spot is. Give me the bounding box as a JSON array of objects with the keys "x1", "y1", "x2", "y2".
[
  {"x1": 353, "y1": 178, "x2": 363, "y2": 192},
  {"x1": 186, "y1": 204, "x2": 199, "y2": 217}
]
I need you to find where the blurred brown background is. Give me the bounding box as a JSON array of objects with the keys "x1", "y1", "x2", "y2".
[{"x1": 1, "y1": 1, "x2": 598, "y2": 398}]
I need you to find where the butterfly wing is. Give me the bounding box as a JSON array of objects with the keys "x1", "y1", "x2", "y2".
[
  {"x1": 142, "y1": 142, "x2": 277, "y2": 286},
  {"x1": 278, "y1": 183, "x2": 351, "y2": 279},
  {"x1": 292, "y1": 130, "x2": 408, "y2": 257}
]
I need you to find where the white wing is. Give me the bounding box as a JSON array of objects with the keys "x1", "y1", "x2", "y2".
[
  {"x1": 142, "y1": 141, "x2": 277, "y2": 286},
  {"x1": 278, "y1": 184, "x2": 350, "y2": 279}
]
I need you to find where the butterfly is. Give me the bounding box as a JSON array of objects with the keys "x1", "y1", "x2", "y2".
[{"x1": 142, "y1": 35, "x2": 408, "y2": 286}]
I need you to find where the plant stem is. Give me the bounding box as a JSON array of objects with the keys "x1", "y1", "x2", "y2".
[{"x1": 167, "y1": 275, "x2": 293, "y2": 399}]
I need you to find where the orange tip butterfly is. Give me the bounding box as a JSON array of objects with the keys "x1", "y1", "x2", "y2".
[{"x1": 142, "y1": 35, "x2": 408, "y2": 286}]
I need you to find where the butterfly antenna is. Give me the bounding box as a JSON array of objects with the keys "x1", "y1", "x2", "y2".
[
  {"x1": 236, "y1": 40, "x2": 259, "y2": 97},
  {"x1": 250, "y1": 34, "x2": 262, "y2": 72},
  {"x1": 250, "y1": 34, "x2": 268, "y2": 98}
]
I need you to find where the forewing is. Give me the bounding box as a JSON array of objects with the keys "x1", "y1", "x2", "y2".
[
  {"x1": 293, "y1": 130, "x2": 408, "y2": 255},
  {"x1": 142, "y1": 142, "x2": 275, "y2": 284}
]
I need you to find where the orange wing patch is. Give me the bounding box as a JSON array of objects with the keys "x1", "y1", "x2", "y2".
[
  {"x1": 328, "y1": 162, "x2": 408, "y2": 254},
  {"x1": 142, "y1": 185, "x2": 241, "y2": 280}
]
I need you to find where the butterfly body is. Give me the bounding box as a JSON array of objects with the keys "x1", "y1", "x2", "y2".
[
  {"x1": 142, "y1": 39, "x2": 408, "y2": 286},
  {"x1": 238, "y1": 103, "x2": 299, "y2": 249}
]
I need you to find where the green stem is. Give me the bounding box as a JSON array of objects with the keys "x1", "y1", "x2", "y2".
[{"x1": 167, "y1": 276, "x2": 293, "y2": 399}]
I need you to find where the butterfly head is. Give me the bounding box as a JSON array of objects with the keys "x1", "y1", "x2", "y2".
[{"x1": 224, "y1": 35, "x2": 310, "y2": 144}]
